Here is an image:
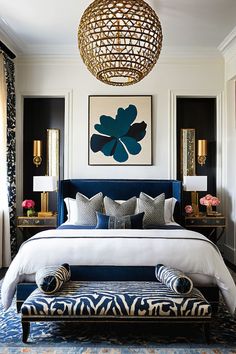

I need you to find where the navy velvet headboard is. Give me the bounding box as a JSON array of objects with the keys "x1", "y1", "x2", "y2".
[{"x1": 58, "y1": 179, "x2": 182, "y2": 225}]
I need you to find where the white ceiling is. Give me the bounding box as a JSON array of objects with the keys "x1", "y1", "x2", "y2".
[{"x1": 0, "y1": 0, "x2": 236, "y2": 56}]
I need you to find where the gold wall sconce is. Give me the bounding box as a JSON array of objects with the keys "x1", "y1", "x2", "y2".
[
  {"x1": 33, "y1": 140, "x2": 42, "y2": 167},
  {"x1": 198, "y1": 140, "x2": 207, "y2": 166}
]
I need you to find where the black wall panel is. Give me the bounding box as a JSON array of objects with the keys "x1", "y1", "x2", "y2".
[
  {"x1": 23, "y1": 97, "x2": 65, "y2": 213},
  {"x1": 177, "y1": 97, "x2": 216, "y2": 209}
]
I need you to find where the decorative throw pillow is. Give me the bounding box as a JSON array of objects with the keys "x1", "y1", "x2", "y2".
[
  {"x1": 75, "y1": 192, "x2": 103, "y2": 226},
  {"x1": 36, "y1": 263, "x2": 71, "y2": 294},
  {"x1": 138, "y1": 192, "x2": 165, "y2": 227},
  {"x1": 155, "y1": 264, "x2": 193, "y2": 295},
  {"x1": 104, "y1": 196, "x2": 137, "y2": 217},
  {"x1": 164, "y1": 197, "x2": 177, "y2": 223},
  {"x1": 96, "y1": 212, "x2": 144, "y2": 229},
  {"x1": 64, "y1": 197, "x2": 77, "y2": 224}
]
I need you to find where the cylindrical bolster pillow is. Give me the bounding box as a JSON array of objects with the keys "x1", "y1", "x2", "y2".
[
  {"x1": 155, "y1": 264, "x2": 193, "y2": 294},
  {"x1": 36, "y1": 263, "x2": 71, "y2": 294}
]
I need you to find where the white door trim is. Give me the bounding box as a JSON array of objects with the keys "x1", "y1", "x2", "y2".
[
  {"x1": 168, "y1": 89, "x2": 224, "y2": 200},
  {"x1": 16, "y1": 89, "x2": 73, "y2": 215}
]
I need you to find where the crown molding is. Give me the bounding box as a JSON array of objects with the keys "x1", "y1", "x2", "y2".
[
  {"x1": 0, "y1": 12, "x2": 223, "y2": 63},
  {"x1": 16, "y1": 46, "x2": 223, "y2": 66},
  {"x1": 16, "y1": 54, "x2": 83, "y2": 66},
  {"x1": 159, "y1": 46, "x2": 222, "y2": 62},
  {"x1": 218, "y1": 26, "x2": 236, "y2": 61},
  {"x1": 0, "y1": 17, "x2": 24, "y2": 55},
  {"x1": 162, "y1": 46, "x2": 221, "y2": 58}
]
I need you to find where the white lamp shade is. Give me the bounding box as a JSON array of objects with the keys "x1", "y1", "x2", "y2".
[
  {"x1": 33, "y1": 176, "x2": 57, "y2": 192},
  {"x1": 183, "y1": 176, "x2": 207, "y2": 191}
]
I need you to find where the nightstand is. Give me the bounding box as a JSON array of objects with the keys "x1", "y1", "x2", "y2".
[
  {"x1": 185, "y1": 213, "x2": 226, "y2": 244},
  {"x1": 17, "y1": 215, "x2": 57, "y2": 241}
]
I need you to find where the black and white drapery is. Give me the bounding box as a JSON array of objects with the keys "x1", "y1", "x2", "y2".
[
  {"x1": 0, "y1": 52, "x2": 16, "y2": 263},
  {"x1": 4, "y1": 53, "x2": 17, "y2": 259}
]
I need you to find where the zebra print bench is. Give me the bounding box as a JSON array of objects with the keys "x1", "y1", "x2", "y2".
[{"x1": 21, "y1": 281, "x2": 212, "y2": 343}]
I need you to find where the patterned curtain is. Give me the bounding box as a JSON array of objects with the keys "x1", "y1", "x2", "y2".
[{"x1": 3, "y1": 53, "x2": 17, "y2": 259}]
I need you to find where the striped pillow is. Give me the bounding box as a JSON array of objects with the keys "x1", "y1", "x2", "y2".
[
  {"x1": 96, "y1": 212, "x2": 144, "y2": 229},
  {"x1": 155, "y1": 264, "x2": 193, "y2": 294},
  {"x1": 36, "y1": 263, "x2": 71, "y2": 294}
]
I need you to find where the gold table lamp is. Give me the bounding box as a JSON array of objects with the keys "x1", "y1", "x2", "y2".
[
  {"x1": 183, "y1": 176, "x2": 208, "y2": 216},
  {"x1": 33, "y1": 176, "x2": 57, "y2": 217}
]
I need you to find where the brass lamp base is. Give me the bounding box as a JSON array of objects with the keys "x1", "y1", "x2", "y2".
[
  {"x1": 39, "y1": 192, "x2": 53, "y2": 217},
  {"x1": 191, "y1": 191, "x2": 199, "y2": 216},
  {"x1": 38, "y1": 211, "x2": 53, "y2": 217}
]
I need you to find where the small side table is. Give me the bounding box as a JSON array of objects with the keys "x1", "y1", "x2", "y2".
[
  {"x1": 17, "y1": 215, "x2": 57, "y2": 241},
  {"x1": 185, "y1": 213, "x2": 226, "y2": 244}
]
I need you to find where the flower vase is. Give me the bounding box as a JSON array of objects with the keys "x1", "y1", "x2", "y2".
[
  {"x1": 27, "y1": 209, "x2": 35, "y2": 217},
  {"x1": 206, "y1": 205, "x2": 213, "y2": 216}
]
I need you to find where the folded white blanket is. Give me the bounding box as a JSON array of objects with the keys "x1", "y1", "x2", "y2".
[{"x1": 2, "y1": 228, "x2": 236, "y2": 314}]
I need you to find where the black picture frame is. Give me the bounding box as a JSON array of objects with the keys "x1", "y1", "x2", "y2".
[{"x1": 88, "y1": 95, "x2": 153, "y2": 166}]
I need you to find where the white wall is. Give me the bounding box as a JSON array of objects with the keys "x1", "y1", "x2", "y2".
[
  {"x1": 221, "y1": 36, "x2": 236, "y2": 264},
  {"x1": 16, "y1": 53, "x2": 236, "y2": 261},
  {"x1": 16, "y1": 55, "x2": 224, "y2": 180}
]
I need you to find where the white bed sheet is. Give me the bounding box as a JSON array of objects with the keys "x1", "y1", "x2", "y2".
[{"x1": 2, "y1": 227, "x2": 236, "y2": 314}]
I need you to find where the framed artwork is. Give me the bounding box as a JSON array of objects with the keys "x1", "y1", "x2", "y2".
[
  {"x1": 88, "y1": 95, "x2": 152, "y2": 165},
  {"x1": 180, "y1": 128, "x2": 196, "y2": 179},
  {"x1": 47, "y1": 128, "x2": 60, "y2": 184}
]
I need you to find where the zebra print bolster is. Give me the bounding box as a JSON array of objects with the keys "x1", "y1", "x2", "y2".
[
  {"x1": 36, "y1": 263, "x2": 71, "y2": 294},
  {"x1": 155, "y1": 264, "x2": 193, "y2": 294}
]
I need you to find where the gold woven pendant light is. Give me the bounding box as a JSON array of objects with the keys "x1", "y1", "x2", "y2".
[{"x1": 78, "y1": 0, "x2": 163, "y2": 86}]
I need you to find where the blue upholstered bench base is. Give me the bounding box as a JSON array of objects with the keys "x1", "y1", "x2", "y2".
[{"x1": 21, "y1": 281, "x2": 212, "y2": 343}]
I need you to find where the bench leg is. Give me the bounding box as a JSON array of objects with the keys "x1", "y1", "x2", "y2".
[
  {"x1": 22, "y1": 321, "x2": 30, "y2": 343},
  {"x1": 203, "y1": 323, "x2": 210, "y2": 344}
]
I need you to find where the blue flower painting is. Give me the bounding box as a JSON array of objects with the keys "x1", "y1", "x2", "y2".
[{"x1": 90, "y1": 104, "x2": 147, "y2": 163}]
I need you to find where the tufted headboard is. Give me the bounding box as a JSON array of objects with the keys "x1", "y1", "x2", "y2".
[{"x1": 58, "y1": 179, "x2": 182, "y2": 225}]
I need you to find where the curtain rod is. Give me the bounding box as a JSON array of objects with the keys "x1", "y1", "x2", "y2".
[{"x1": 0, "y1": 41, "x2": 16, "y2": 59}]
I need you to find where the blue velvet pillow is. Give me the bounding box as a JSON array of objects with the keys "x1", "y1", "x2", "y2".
[
  {"x1": 96, "y1": 212, "x2": 144, "y2": 229},
  {"x1": 36, "y1": 263, "x2": 71, "y2": 294},
  {"x1": 155, "y1": 264, "x2": 193, "y2": 294}
]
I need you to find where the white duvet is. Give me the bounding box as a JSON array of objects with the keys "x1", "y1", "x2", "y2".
[{"x1": 2, "y1": 227, "x2": 236, "y2": 315}]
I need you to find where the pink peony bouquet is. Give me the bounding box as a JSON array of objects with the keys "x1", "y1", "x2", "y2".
[
  {"x1": 200, "y1": 194, "x2": 220, "y2": 207},
  {"x1": 22, "y1": 200, "x2": 35, "y2": 209},
  {"x1": 185, "y1": 205, "x2": 193, "y2": 214}
]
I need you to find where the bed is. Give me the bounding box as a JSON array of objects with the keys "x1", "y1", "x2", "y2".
[{"x1": 2, "y1": 179, "x2": 236, "y2": 315}]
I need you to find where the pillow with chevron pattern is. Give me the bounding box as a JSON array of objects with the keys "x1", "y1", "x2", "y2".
[
  {"x1": 36, "y1": 263, "x2": 71, "y2": 294},
  {"x1": 104, "y1": 196, "x2": 137, "y2": 217},
  {"x1": 138, "y1": 192, "x2": 165, "y2": 227},
  {"x1": 76, "y1": 192, "x2": 103, "y2": 226},
  {"x1": 155, "y1": 264, "x2": 193, "y2": 295}
]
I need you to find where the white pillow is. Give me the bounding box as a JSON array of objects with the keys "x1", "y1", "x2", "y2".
[
  {"x1": 64, "y1": 193, "x2": 103, "y2": 225},
  {"x1": 64, "y1": 196, "x2": 177, "y2": 224},
  {"x1": 164, "y1": 197, "x2": 177, "y2": 223},
  {"x1": 64, "y1": 197, "x2": 77, "y2": 224}
]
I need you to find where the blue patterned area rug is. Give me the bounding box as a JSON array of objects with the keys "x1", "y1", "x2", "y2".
[{"x1": 0, "y1": 282, "x2": 236, "y2": 353}]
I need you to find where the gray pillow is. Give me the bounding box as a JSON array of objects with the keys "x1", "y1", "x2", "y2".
[
  {"x1": 104, "y1": 196, "x2": 137, "y2": 217},
  {"x1": 138, "y1": 192, "x2": 165, "y2": 227},
  {"x1": 75, "y1": 192, "x2": 103, "y2": 226}
]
